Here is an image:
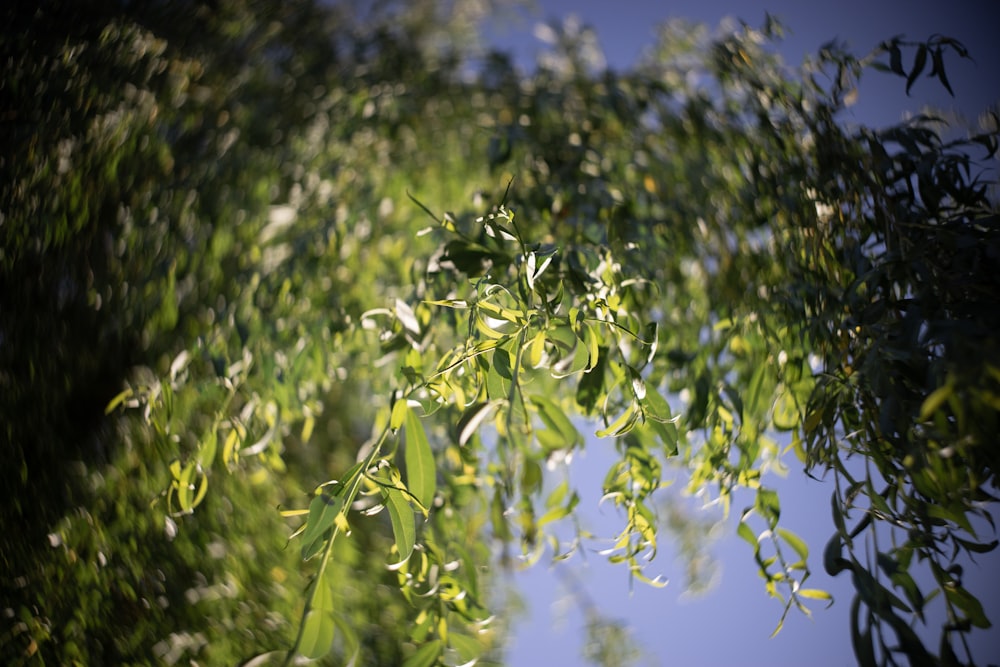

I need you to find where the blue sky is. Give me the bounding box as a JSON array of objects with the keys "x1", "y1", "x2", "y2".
[{"x1": 481, "y1": 1, "x2": 1000, "y2": 665}]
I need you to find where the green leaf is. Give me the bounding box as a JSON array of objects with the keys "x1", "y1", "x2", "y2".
[
  {"x1": 595, "y1": 402, "x2": 640, "y2": 438},
  {"x1": 738, "y1": 520, "x2": 758, "y2": 553},
  {"x1": 403, "y1": 639, "x2": 442, "y2": 667},
  {"x1": 176, "y1": 461, "x2": 196, "y2": 512},
  {"x1": 301, "y1": 493, "x2": 344, "y2": 560},
  {"x1": 797, "y1": 588, "x2": 833, "y2": 603},
  {"x1": 640, "y1": 386, "x2": 675, "y2": 423},
  {"x1": 919, "y1": 382, "x2": 952, "y2": 421},
  {"x1": 491, "y1": 487, "x2": 512, "y2": 542},
  {"x1": 299, "y1": 610, "x2": 335, "y2": 659},
  {"x1": 530, "y1": 394, "x2": 579, "y2": 449},
  {"x1": 906, "y1": 44, "x2": 927, "y2": 95},
  {"x1": 529, "y1": 329, "x2": 546, "y2": 368},
  {"x1": 945, "y1": 586, "x2": 991, "y2": 629},
  {"x1": 772, "y1": 388, "x2": 799, "y2": 430},
  {"x1": 299, "y1": 607, "x2": 336, "y2": 660},
  {"x1": 755, "y1": 487, "x2": 781, "y2": 529},
  {"x1": 449, "y1": 632, "x2": 482, "y2": 664},
  {"x1": 850, "y1": 596, "x2": 877, "y2": 667},
  {"x1": 824, "y1": 534, "x2": 848, "y2": 576},
  {"x1": 582, "y1": 322, "x2": 601, "y2": 371},
  {"x1": 486, "y1": 342, "x2": 513, "y2": 399},
  {"x1": 391, "y1": 395, "x2": 409, "y2": 432},
  {"x1": 777, "y1": 527, "x2": 809, "y2": 562},
  {"x1": 104, "y1": 388, "x2": 132, "y2": 414},
  {"x1": 931, "y1": 47, "x2": 954, "y2": 96},
  {"x1": 382, "y1": 486, "x2": 416, "y2": 562},
  {"x1": 404, "y1": 406, "x2": 436, "y2": 509},
  {"x1": 198, "y1": 429, "x2": 218, "y2": 469},
  {"x1": 888, "y1": 40, "x2": 904, "y2": 76}
]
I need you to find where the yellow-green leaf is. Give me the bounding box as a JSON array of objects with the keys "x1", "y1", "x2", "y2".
[
  {"x1": 404, "y1": 406, "x2": 436, "y2": 509},
  {"x1": 777, "y1": 527, "x2": 809, "y2": 561},
  {"x1": 390, "y1": 396, "x2": 409, "y2": 432},
  {"x1": 403, "y1": 639, "x2": 442, "y2": 667},
  {"x1": 104, "y1": 388, "x2": 132, "y2": 414},
  {"x1": 529, "y1": 329, "x2": 546, "y2": 368},
  {"x1": 383, "y1": 486, "x2": 415, "y2": 562},
  {"x1": 919, "y1": 383, "x2": 953, "y2": 422},
  {"x1": 798, "y1": 588, "x2": 834, "y2": 602},
  {"x1": 299, "y1": 609, "x2": 335, "y2": 659},
  {"x1": 301, "y1": 493, "x2": 344, "y2": 560},
  {"x1": 772, "y1": 388, "x2": 800, "y2": 430},
  {"x1": 596, "y1": 402, "x2": 639, "y2": 438}
]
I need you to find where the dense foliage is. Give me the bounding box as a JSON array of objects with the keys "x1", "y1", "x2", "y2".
[{"x1": 2, "y1": 1, "x2": 997, "y2": 665}]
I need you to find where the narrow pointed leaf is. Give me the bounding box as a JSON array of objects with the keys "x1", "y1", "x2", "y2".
[
  {"x1": 777, "y1": 527, "x2": 809, "y2": 561},
  {"x1": 530, "y1": 394, "x2": 579, "y2": 448},
  {"x1": 403, "y1": 639, "x2": 443, "y2": 667},
  {"x1": 404, "y1": 406, "x2": 436, "y2": 508},
  {"x1": 299, "y1": 609, "x2": 336, "y2": 659},
  {"x1": 906, "y1": 44, "x2": 927, "y2": 95},
  {"x1": 457, "y1": 401, "x2": 497, "y2": 446},
  {"x1": 301, "y1": 493, "x2": 344, "y2": 560},
  {"x1": 383, "y1": 486, "x2": 415, "y2": 562}
]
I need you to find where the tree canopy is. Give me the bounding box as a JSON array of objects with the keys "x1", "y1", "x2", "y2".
[{"x1": 2, "y1": 1, "x2": 998, "y2": 665}]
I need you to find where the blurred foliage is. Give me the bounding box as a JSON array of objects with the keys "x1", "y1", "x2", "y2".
[{"x1": 2, "y1": 1, "x2": 998, "y2": 666}]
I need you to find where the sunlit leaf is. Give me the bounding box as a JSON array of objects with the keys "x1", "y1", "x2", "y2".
[
  {"x1": 797, "y1": 588, "x2": 833, "y2": 603},
  {"x1": 777, "y1": 527, "x2": 809, "y2": 562},
  {"x1": 772, "y1": 388, "x2": 799, "y2": 430},
  {"x1": 404, "y1": 406, "x2": 436, "y2": 509},
  {"x1": 738, "y1": 520, "x2": 758, "y2": 552},
  {"x1": 301, "y1": 493, "x2": 344, "y2": 560},
  {"x1": 382, "y1": 486, "x2": 415, "y2": 562},
  {"x1": 919, "y1": 382, "x2": 952, "y2": 421},
  {"x1": 403, "y1": 639, "x2": 442, "y2": 667},
  {"x1": 596, "y1": 402, "x2": 639, "y2": 438},
  {"x1": 395, "y1": 298, "x2": 421, "y2": 335},
  {"x1": 391, "y1": 395, "x2": 409, "y2": 432},
  {"x1": 298, "y1": 610, "x2": 335, "y2": 660},
  {"x1": 104, "y1": 388, "x2": 132, "y2": 414},
  {"x1": 448, "y1": 632, "x2": 482, "y2": 664}
]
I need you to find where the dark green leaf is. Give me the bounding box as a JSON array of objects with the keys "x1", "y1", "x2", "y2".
[
  {"x1": 945, "y1": 586, "x2": 991, "y2": 629},
  {"x1": 824, "y1": 534, "x2": 848, "y2": 576},
  {"x1": 575, "y1": 345, "x2": 607, "y2": 413},
  {"x1": 888, "y1": 41, "x2": 904, "y2": 76},
  {"x1": 851, "y1": 596, "x2": 877, "y2": 667},
  {"x1": 906, "y1": 44, "x2": 927, "y2": 95},
  {"x1": 930, "y1": 47, "x2": 954, "y2": 96}
]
